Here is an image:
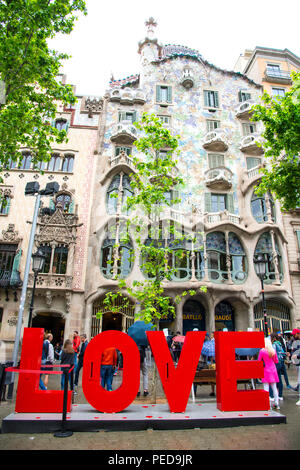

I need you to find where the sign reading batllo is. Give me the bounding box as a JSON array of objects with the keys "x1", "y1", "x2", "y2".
[{"x1": 15, "y1": 328, "x2": 269, "y2": 414}]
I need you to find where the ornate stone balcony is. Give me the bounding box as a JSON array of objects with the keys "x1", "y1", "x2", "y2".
[
  {"x1": 109, "y1": 151, "x2": 135, "y2": 170},
  {"x1": 180, "y1": 69, "x2": 194, "y2": 89},
  {"x1": 204, "y1": 167, "x2": 233, "y2": 190},
  {"x1": 240, "y1": 133, "x2": 264, "y2": 155},
  {"x1": 204, "y1": 211, "x2": 240, "y2": 226},
  {"x1": 28, "y1": 273, "x2": 73, "y2": 290},
  {"x1": 109, "y1": 87, "x2": 146, "y2": 105},
  {"x1": 246, "y1": 164, "x2": 262, "y2": 179},
  {"x1": 203, "y1": 129, "x2": 229, "y2": 152},
  {"x1": 110, "y1": 121, "x2": 138, "y2": 144},
  {"x1": 236, "y1": 100, "x2": 255, "y2": 119}
]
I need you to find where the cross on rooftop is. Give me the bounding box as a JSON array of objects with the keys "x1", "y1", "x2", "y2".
[{"x1": 145, "y1": 17, "x2": 157, "y2": 36}]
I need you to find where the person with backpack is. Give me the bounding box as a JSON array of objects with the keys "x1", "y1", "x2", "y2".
[{"x1": 269, "y1": 333, "x2": 287, "y2": 402}]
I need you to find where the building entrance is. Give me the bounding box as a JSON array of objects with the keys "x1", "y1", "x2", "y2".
[
  {"x1": 91, "y1": 294, "x2": 135, "y2": 338},
  {"x1": 182, "y1": 299, "x2": 206, "y2": 334},
  {"x1": 32, "y1": 312, "x2": 65, "y2": 346},
  {"x1": 101, "y1": 312, "x2": 123, "y2": 331},
  {"x1": 215, "y1": 301, "x2": 235, "y2": 331}
]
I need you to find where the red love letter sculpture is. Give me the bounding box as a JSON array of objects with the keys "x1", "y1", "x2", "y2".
[
  {"x1": 82, "y1": 330, "x2": 140, "y2": 413},
  {"x1": 15, "y1": 328, "x2": 72, "y2": 413},
  {"x1": 215, "y1": 331, "x2": 269, "y2": 411},
  {"x1": 147, "y1": 330, "x2": 206, "y2": 413}
]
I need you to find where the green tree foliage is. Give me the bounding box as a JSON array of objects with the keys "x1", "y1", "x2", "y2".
[
  {"x1": 251, "y1": 72, "x2": 300, "y2": 211},
  {"x1": 0, "y1": 0, "x2": 87, "y2": 180}
]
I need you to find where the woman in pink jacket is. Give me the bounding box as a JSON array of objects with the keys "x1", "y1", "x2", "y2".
[{"x1": 258, "y1": 337, "x2": 280, "y2": 410}]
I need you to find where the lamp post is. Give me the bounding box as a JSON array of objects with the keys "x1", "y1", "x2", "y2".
[
  {"x1": 254, "y1": 253, "x2": 268, "y2": 337},
  {"x1": 8, "y1": 181, "x2": 59, "y2": 399},
  {"x1": 27, "y1": 248, "x2": 46, "y2": 328}
]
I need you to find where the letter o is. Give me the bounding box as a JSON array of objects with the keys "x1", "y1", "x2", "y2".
[{"x1": 82, "y1": 330, "x2": 140, "y2": 413}]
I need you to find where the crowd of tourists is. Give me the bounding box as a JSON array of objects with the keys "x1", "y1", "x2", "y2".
[{"x1": 39, "y1": 327, "x2": 300, "y2": 410}]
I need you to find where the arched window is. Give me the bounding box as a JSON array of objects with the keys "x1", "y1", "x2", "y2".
[
  {"x1": 61, "y1": 154, "x2": 74, "y2": 173},
  {"x1": 54, "y1": 119, "x2": 69, "y2": 131},
  {"x1": 251, "y1": 191, "x2": 275, "y2": 223},
  {"x1": 229, "y1": 232, "x2": 247, "y2": 283},
  {"x1": 206, "y1": 232, "x2": 227, "y2": 283},
  {"x1": 20, "y1": 152, "x2": 32, "y2": 170},
  {"x1": 254, "y1": 232, "x2": 283, "y2": 284},
  {"x1": 106, "y1": 173, "x2": 133, "y2": 215},
  {"x1": 100, "y1": 222, "x2": 133, "y2": 279},
  {"x1": 47, "y1": 154, "x2": 61, "y2": 172},
  {"x1": 55, "y1": 193, "x2": 72, "y2": 213},
  {"x1": 0, "y1": 196, "x2": 11, "y2": 215}
]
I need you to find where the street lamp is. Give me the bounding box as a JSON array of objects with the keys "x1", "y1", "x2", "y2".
[
  {"x1": 27, "y1": 248, "x2": 46, "y2": 327},
  {"x1": 8, "y1": 181, "x2": 59, "y2": 398},
  {"x1": 254, "y1": 253, "x2": 268, "y2": 336}
]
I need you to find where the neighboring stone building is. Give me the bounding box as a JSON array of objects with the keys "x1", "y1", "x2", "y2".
[
  {"x1": 0, "y1": 75, "x2": 102, "y2": 361},
  {"x1": 234, "y1": 46, "x2": 300, "y2": 329},
  {"x1": 85, "y1": 20, "x2": 296, "y2": 339}
]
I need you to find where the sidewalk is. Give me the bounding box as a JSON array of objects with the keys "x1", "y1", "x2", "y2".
[{"x1": 1, "y1": 364, "x2": 300, "y2": 450}]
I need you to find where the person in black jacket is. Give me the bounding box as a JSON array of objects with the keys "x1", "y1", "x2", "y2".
[
  {"x1": 74, "y1": 334, "x2": 89, "y2": 394},
  {"x1": 60, "y1": 339, "x2": 76, "y2": 390}
]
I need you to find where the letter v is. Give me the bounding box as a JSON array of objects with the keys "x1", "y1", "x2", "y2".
[{"x1": 146, "y1": 330, "x2": 206, "y2": 412}]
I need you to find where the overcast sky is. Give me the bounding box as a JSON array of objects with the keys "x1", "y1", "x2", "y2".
[{"x1": 48, "y1": 0, "x2": 300, "y2": 97}]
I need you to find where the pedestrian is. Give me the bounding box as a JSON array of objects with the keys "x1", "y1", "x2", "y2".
[
  {"x1": 275, "y1": 333, "x2": 293, "y2": 390},
  {"x1": 54, "y1": 342, "x2": 62, "y2": 361},
  {"x1": 100, "y1": 346, "x2": 117, "y2": 391},
  {"x1": 60, "y1": 339, "x2": 76, "y2": 390},
  {"x1": 43, "y1": 333, "x2": 54, "y2": 389},
  {"x1": 137, "y1": 345, "x2": 149, "y2": 397},
  {"x1": 291, "y1": 328, "x2": 300, "y2": 405},
  {"x1": 39, "y1": 333, "x2": 49, "y2": 390},
  {"x1": 72, "y1": 331, "x2": 80, "y2": 368},
  {"x1": 171, "y1": 331, "x2": 183, "y2": 364},
  {"x1": 270, "y1": 333, "x2": 290, "y2": 402},
  {"x1": 258, "y1": 337, "x2": 280, "y2": 410},
  {"x1": 74, "y1": 334, "x2": 89, "y2": 394}
]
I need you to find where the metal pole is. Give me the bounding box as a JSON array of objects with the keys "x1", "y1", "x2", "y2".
[
  {"x1": 261, "y1": 278, "x2": 268, "y2": 337},
  {"x1": 27, "y1": 271, "x2": 38, "y2": 328},
  {"x1": 7, "y1": 193, "x2": 41, "y2": 399}
]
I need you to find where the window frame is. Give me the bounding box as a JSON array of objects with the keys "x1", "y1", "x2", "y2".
[{"x1": 204, "y1": 90, "x2": 219, "y2": 109}]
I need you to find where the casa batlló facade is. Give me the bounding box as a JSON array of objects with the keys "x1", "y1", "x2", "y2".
[{"x1": 0, "y1": 21, "x2": 298, "y2": 360}]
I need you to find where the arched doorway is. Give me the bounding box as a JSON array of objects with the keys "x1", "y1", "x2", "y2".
[
  {"x1": 182, "y1": 299, "x2": 206, "y2": 334},
  {"x1": 91, "y1": 294, "x2": 135, "y2": 338},
  {"x1": 32, "y1": 311, "x2": 65, "y2": 346},
  {"x1": 215, "y1": 301, "x2": 235, "y2": 331},
  {"x1": 102, "y1": 312, "x2": 123, "y2": 331}
]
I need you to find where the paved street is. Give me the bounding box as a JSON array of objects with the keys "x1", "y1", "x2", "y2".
[{"x1": 0, "y1": 365, "x2": 300, "y2": 451}]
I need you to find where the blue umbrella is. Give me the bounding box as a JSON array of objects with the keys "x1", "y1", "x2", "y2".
[
  {"x1": 201, "y1": 339, "x2": 215, "y2": 357},
  {"x1": 128, "y1": 321, "x2": 155, "y2": 347},
  {"x1": 235, "y1": 348, "x2": 260, "y2": 357}
]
